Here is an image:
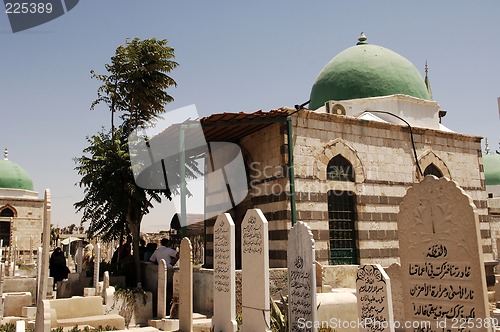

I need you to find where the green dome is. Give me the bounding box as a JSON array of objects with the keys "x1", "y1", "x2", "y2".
[
  {"x1": 484, "y1": 154, "x2": 500, "y2": 186},
  {"x1": 309, "y1": 36, "x2": 431, "y2": 110},
  {"x1": 0, "y1": 159, "x2": 34, "y2": 191}
]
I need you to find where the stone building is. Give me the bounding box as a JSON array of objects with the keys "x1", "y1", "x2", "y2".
[
  {"x1": 198, "y1": 34, "x2": 491, "y2": 268},
  {"x1": 0, "y1": 149, "x2": 43, "y2": 252},
  {"x1": 484, "y1": 149, "x2": 500, "y2": 259}
]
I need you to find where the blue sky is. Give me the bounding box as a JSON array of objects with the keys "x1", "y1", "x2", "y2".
[{"x1": 1, "y1": 1, "x2": 499, "y2": 232}]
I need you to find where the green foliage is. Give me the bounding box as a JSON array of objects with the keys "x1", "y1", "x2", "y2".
[
  {"x1": 74, "y1": 127, "x2": 164, "y2": 241},
  {"x1": 270, "y1": 294, "x2": 288, "y2": 332},
  {"x1": 0, "y1": 323, "x2": 15, "y2": 332},
  {"x1": 90, "y1": 37, "x2": 179, "y2": 131},
  {"x1": 77, "y1": 37, "x2": 180, "y2": 242},
  {"x1": 111, "y1": 287, "x2": 148, "y2": 327},
  {"x1": 236, "y1": 313, "x2": 242, "y2": 331},
  {"x1": 269, "y1": 295, "x2": 335, "y2": 332}
]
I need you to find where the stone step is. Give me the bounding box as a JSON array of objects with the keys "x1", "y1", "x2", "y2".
[
  {"x1": 148, "y1": 314, "x2": 210, "y2": 331},
  {"x1": 21, "y1": 306, "x2": 36, "y2": 318}
]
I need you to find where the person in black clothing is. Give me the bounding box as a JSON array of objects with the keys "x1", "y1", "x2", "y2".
[
  {"x1": 49, "y1": 247, "x2": 69, "y2": 290},
  {"x1": 138, "y1": 239, "x2": 147, "y2": 261}
]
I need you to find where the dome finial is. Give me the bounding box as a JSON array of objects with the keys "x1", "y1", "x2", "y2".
[
  {"x1": 357, "y1": 32, "x2": 367, "y2": 45},
  {"x1": 424, "y1": 60, "x2": 433, "y2": 100},
  {"x1": 3, "y1": 148, "x2": 7, "y2": 160},
  {"x1": 485, "y1": 138, "x2": 490, "y2": 155}
]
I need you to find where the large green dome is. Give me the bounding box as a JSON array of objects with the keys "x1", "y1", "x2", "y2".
[
  {"x1": 0, "y1": 157, "x2": 34, "y2": 191},
  {"x1": 484, "y1": 154, "x2": 500, "y2": 186},
  {"x1": 309, "y1": 35, "x2": 431, "y2": 110}
]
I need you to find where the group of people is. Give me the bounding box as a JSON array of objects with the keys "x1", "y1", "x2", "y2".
[
  {"x1": 110, "y1": 237, "x2": 178, "y2": 268},
  {"x1": 49, "y1": 237, "x2": 178, "y2": 289},
  {"x1": 147, "y1": 238, "x2": 178, "y2": 268},
  {"x1": 49, "y1": 242, "x2": 95, "y2": 289}
]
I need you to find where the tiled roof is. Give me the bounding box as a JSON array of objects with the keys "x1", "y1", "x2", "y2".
[{"x1": 200, "y1": 108, "x2": 294, "y2": 142}]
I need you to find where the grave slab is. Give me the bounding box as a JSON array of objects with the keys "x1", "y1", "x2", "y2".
[
  {"x1": 212, "y1": 213, "x2": 237, "y2": 332},
  {"x1": 287, "y1": 221, "x2": 317, "y2": 332},
  {"x1": 356, "y1": 264, "x2": 394, "y2": 332},
  {"x1": 240, "y1": 209, "x2": 271, "y2": 332},
  {"x1": 398, "y1": 176, "x2": 491, "y2": 331}
]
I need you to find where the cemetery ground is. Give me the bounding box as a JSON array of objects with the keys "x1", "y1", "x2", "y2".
[{"x1": 2, "y1": 177, "x2": 500, "y2": 331}]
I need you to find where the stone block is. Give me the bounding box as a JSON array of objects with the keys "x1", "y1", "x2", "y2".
[
  {"x1": 22, "y1": 306, "x2": 36, "y2": 318},
  {"x1": 3, "y1": 292, "x2": 32, "y2": 316},
  {"x1": 316, "y1": 292, "x2": 358, "y2": 332}
]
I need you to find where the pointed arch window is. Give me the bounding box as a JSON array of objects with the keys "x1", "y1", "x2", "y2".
[
  {"x1": 424, "y1": 163, "x2": 443, "y2": 178},
  {"x1": 0, "y1": 208, "x2": 14, "y2": 218},
  {"x1": 327, "y1": 155, "x2": 354, "y2": 182},
  {"x1": 326, "y1": 154, "x2": 358, "y2": 265}
]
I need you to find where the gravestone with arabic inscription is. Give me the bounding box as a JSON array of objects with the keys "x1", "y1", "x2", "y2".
[
  {"x1": 356, "y1": 264, "x2": 395, "y2": 332},
  {"x1": 398, "y1": 176, "x2": 491, "y2": 332},
  {"x1": 288, "y1": 221, "x2": 317, "y2": 332},
  {"x1": 212, "y1": 213, "x2": 237, "y2": 332},
  {"x1": 240, "y1": 209, "x2": 271, "y2": 332}
]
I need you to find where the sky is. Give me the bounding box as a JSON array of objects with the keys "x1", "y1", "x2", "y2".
[{"x1": 1, "y1": 1, "x2": 499, "y2": 233}]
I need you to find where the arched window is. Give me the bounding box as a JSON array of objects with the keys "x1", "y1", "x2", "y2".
[
  {"x1": 0, "y1": 208, "x2": 14, "y2": 218},
  {"x1": 327, "y1": 154, "x2": 358, "y2": 265},
  {"x1": 327, "y1": 155, "x2": 354, "y2": 182},
  {"x1": 424, "y1": 163, "x2": 443, "y2": 178}
]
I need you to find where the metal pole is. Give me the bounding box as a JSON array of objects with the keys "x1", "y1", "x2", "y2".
[{"x1": 180, "y1": 125, "x2": 187, "y2": 237}]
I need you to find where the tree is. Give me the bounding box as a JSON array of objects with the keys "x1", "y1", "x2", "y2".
[
  {"x1": 91, "y1": 37, "x2": 178, "y2": 135},
  {"x1": 76, "y1": 38, "x2": 181, "y2": 285}
]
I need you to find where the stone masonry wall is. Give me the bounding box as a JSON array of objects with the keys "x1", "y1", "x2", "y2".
[
  {"x1": 204, "y1": 109, "x2": 491, "y2": 268},
  {"x1": 205, "y1": 122, "x2": 290, "y2": 268},
  {"x1": 292, "y1": 110, "x2": 491, "y2": 266},
  {"x1": 0, "y1": 197, "x2": 43, "y2": 251}
]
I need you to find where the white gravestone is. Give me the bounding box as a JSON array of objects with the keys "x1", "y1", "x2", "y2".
[
  {"x1": 16, "y1": 320, "x2": 25, "y2": 332},
  {"x1": 398, "y1": 176, "x2": 491, "y2": 332},
  {"x1": 36, "y1": 247, "x2": 42, "y2": 301},
  {"x1": 212, "y1": 213, "x2": 237, "y2": 332},
  {"x1": 240, "y1": 209, "x2": 271, "y2": 332},
  {"x1": 35, "y1": 190, "x2": 51, "y2": 332},
  {"x1": 356, "y1": 264, "x2": 395, "y2": 332},
  {"x1": 287, "y1": 221, "x2": 317, "y2": 332},
  {"x1": 384, "y1": 263, "x2": 404, "y2": 326},
  {"x1": 158, "y1": 259, "x2": 168, "y2": 318},
  {"x1": 93, "y1": 242, "x2": 101, "y2": 294},
  {"x1": 179, "y1": 237, "x2": 193, "y2": 332}
]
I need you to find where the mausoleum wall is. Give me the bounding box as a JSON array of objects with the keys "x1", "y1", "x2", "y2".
[
  {"x1": 0, "y1": 196, "x2": 43, "y2": 250},
  {"x1": 291, "y1": 110, "x2": 491, "y2": 266}
]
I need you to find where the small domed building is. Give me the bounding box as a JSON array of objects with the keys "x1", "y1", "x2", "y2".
[
  {"x1": 199, "y1": 34, "x2": 491, "y2": 268},
  {"x1": 483, "y1": 149, "x2": 500, "y2": 258},
  {"x1": 0, "y1": 149, "x2": 43, "y2": 252}
]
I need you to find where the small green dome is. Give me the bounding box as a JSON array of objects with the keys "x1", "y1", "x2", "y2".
[
  {"x1": 484, "y1": 154, "x2": 500, "y2": 186},
  {"x1": 309, "y1": 35, "x2": 431, "y2": 110},
  {"x1": 0, "y1": 158, "x2": 34, "y2": 191}
]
